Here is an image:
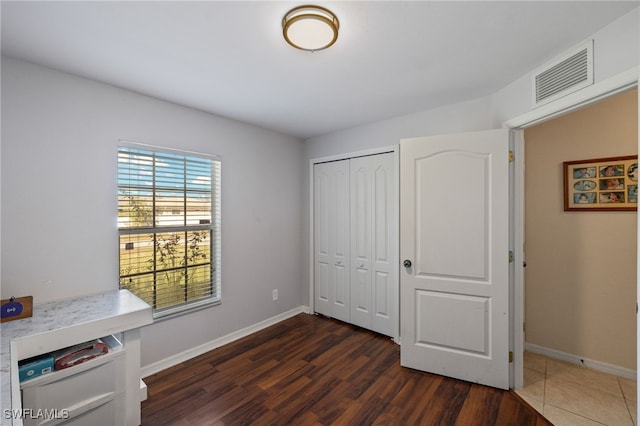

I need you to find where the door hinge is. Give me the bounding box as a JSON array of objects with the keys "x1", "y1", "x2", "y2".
[
  {"x1": 509, "y1": 251, "x2": 513, "y2": 263},
  {"x1": 509, "y1": 351, "x2": 513, "y2": 363},
  {"x1": 509, "y1": 150, "x2": 514, "y2": 162},
  {"x1": 523, "y1": 322, "x2": 526, "y2": 333}
]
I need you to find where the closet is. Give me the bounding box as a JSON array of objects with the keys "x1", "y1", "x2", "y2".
[{"x1": 313, "y1": 152, "x2": 398, "y2": 337}]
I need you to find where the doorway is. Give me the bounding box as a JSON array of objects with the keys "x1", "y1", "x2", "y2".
[{"x1": 515, "y1": 89, "x2": 638, "y2": 424}]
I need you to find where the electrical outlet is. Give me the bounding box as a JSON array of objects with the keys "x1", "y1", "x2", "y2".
[{"x1": 272, "y1": 289, "x2": 278, "y2": 301}]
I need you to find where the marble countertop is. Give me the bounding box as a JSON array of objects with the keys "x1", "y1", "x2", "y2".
[{"x1": 1, "y1": 290, "x2": 152, "y2": 425}]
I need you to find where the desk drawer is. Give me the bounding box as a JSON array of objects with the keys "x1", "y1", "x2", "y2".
[
  {"x1": 21, "y1": 351, "x2": 124, "y2": 426},
  {"x1": 57, "y1": 394, "x2": 125, "y2": 426}
]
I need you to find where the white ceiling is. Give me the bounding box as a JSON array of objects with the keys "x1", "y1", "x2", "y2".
[{"x1": 1, "y1": 1, "x2": 638, "y2": 139}]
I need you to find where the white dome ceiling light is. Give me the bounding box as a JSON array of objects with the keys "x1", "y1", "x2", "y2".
[{"x1": 282, "y1": 5, "x2": 339, "y2": 52}]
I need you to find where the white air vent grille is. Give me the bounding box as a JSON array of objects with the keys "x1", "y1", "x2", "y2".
[{"x1": 532, "y1": 40, "x2": 593, "y2": 107}]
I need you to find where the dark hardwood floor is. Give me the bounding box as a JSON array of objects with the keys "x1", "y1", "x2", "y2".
[{"x1": 142, "y1": 313, "x2": 551, "y2": 425}]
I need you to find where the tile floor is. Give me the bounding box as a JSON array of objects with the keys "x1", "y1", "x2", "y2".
[{"x1": 516, "y1": 352, "x2": 637, "y2": 426}]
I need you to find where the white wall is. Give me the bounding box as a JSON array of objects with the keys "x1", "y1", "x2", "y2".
[
  {"x1": 1, "y1": 57, "x2": 305, "y2": 368},
  {"x1": 304, "y1": 96, "x2": 494, "y2": 160}
]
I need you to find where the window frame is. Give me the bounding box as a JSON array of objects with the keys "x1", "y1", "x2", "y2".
[{"x1": 117, "y1": 141, "x2": 221, "y2": 319}]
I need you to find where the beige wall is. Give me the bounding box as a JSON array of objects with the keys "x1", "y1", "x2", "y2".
[{"x1": 524, "y1": 89, "x2": 638, "y2": 370}]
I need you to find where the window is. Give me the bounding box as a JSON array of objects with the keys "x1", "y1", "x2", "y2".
[{"x1": 117, "y1": 142, "x2": 221, "y2": 318}]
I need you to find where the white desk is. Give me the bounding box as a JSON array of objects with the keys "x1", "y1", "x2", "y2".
[{"x1": 1, "y1": 290, "x2": 152, "y2": 426}]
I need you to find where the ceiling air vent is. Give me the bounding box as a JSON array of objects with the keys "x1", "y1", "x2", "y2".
[{"x1": 532, "y1": 40, "x2": 593, "y2": 108}]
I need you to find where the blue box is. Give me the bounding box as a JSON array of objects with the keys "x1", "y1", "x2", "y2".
[{"x1": 18, "y1": 355, "x2": 54, "y2": 382}]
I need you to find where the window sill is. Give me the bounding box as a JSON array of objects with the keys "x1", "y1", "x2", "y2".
[{"x1": 151, "y1": 298, "x2": 221, "y2": 322}]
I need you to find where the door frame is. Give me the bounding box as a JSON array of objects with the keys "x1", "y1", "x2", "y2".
[
  {"x1": 309, "y1": 145, "x2": 400, "y2": 341},
  {"x1": 504, "y1": 66, "x2": 638, "y2": 389}
]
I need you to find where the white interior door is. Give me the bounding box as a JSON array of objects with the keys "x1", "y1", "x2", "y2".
[
  {"x1": 314, "y1": 160, "x2": 350, "y2": 322},
  {"x1": 400, "y1": 129, "x2": 510, "y2": 389}
]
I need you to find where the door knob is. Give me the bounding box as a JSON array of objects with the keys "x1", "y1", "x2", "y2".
[{"x1": 403, "y1": 259, "x2": 412, "y2": 268}]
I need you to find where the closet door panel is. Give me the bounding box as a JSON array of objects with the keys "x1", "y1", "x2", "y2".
[
  {"x1": 374, "y1": 165, "x2": 389, "y2": 263},
  {"x1": 313, "y1": 165, "x2": 331, "y2": 316},
  {"x1": 353, "y1": 168, "x2": 371, "y2": 261},
  {"x1": 353, "y1": 268, "x2": 370, "y2": 319},
  {"x1": 375, "y1": 271, "x2": 391, "y2": 320},
  {"x1": 315, "y1": 263, "x2": 330, "y2": 308},
  {"x1": 371, "y1": 153, "x2": 397, "y2": 337},
  {"x1": 350, "y1": 159, "x2": 373, "y2": 329},
  {"x1": 331, "y1": 162, "x2": 350, "y2": 322}
]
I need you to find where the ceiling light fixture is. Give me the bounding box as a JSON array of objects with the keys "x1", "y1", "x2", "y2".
[{"x1": 282, "y1": 5, "x2": 339, "y2": 52}]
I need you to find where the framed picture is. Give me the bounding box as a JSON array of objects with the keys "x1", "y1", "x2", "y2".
[{"x1": 563, "y1": 155, "x2": 638, "y2": 211}]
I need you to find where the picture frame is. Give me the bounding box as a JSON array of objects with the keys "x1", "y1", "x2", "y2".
[{"x1": 563, "y1": 155, "x2": 638, "y2": 211}]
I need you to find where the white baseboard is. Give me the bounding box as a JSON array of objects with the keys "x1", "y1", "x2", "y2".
[
  {"x1": 141, "y1": 305, "x2": 310, "y2": 378},
  {"x1": 525, "y1": 342, "x2": 637, "y2": 380},
  {"x1": 140, "y1": 379, "x2": 147, "y2": 402}
]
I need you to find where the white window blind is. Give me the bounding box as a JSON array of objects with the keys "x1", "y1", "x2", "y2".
[{"x1": 117, "y1": 142, "x2": 221, "y2": 318}]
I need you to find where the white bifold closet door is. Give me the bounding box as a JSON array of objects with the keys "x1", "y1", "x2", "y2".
[
  {"x1": 314, "y1": 152, "x2": 397, "y2": 337},
  {"x1": 314, "y1": 160, "x2": 350, "y2": 323}
]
